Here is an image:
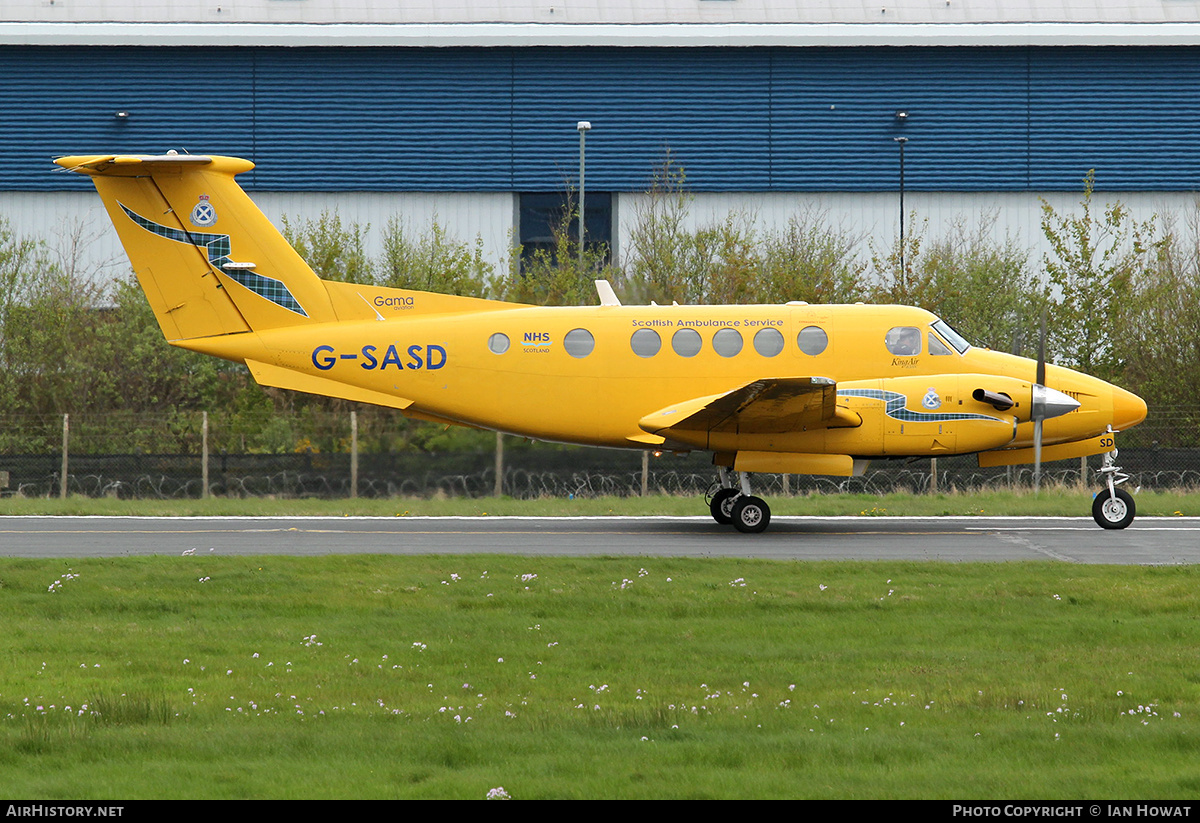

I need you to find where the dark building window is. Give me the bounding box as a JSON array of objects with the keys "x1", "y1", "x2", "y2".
[{"x1": 518, "y1": 191, "x2": 612, "y2": 270}]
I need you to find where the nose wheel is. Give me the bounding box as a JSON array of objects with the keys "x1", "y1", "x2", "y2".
[
  {"x1": 1093, "y1": 488, "x2": 1135, "y2": 529},
  {"x1": 1092, "y1": 447, "x2": 1135, "y2": 530}
]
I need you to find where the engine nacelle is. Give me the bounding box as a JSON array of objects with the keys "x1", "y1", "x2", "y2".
[{"x1": 836, "y1": 374, "x2": 1020, "y2": 456}]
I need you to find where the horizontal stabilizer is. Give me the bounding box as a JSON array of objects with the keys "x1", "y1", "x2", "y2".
[
  {"x1": 247, "y1": 360, "x2": 414, "y2": 411},
  {"x1": 57, "y1": 154, "x2": 218, "y2": 175}
]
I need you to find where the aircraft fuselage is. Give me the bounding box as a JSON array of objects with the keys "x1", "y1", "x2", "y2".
[{"x1": 183, "y1": 299, "x2": 1143, "y2": 465}]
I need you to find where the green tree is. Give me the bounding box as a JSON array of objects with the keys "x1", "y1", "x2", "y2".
[
  {"x1": 623, "y1": 157, "x2": 760, "y2": 305},
  {"x1": 622, "y1": 155, "x2": 694, "y2": 304},
  {"x1": 378, "y1": 216, "x2": 492, "y2": 297},
  {"x1": 869, "y1": 211, "x2": 1043, "y2": 354},
  {"x1": 498, "y1": 192, "x2": 621, "y2": 307},
  {"x1": 1118, "y1": 205, "x2": 1200, "y2": 442},
  {"x1": 1040, "y1": 170, "x2": 1158, "y2": 380},
  {"x1": 281, "y1": 209, "x2": 374, "y2": 284},
  {"x1": 757, "y1": 210, "x2": 869, "y2": 305},
  {"x1": 869, "y1": 211, "x2": 929, "y2": 306},
  {"x1": 0, "y1": 217, "x2": 48, "y2": 428},
  {"x1": 917, "y1": 214, "x2": 1038, "y2": 353}
]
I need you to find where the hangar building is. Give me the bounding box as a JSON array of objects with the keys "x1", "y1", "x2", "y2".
[{"x1": 3, "y1": 1, "x2": 1200, "y2": 281}]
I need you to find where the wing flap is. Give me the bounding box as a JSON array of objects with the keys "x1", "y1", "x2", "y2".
[{"x1": 639, "y1": 377, "x2": 855, "y2": 437}]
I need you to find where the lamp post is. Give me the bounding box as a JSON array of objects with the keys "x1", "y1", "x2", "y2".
[
  {"x1": 894, "y1": 134, "x2": 908, "y2": 273},
  {"x1": 577, "y1": 120, "x2": 591, "y2": 271},
  {"x1": 893, "y1": 109, "x2": 909, "y2": 274}
]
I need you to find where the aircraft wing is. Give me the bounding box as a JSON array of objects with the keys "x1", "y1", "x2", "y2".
[{"x1": 639, "y1": 376, "x2": 857, "y2": 437}]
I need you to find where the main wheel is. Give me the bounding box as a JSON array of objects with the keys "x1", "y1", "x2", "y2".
[
  {"x1": 1092, "y1": 488, "x2": 1135, "y2": 530},
  {"x1": 731, "y1": 495, "x2": 771, "y2": 534},
  {"x1": 709, "y1": 488, "x2": 740, "y2": 525}
]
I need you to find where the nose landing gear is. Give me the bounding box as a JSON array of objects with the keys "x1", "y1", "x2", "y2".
[{"x1": 1092, "y1": 448, "x2": 1135, "y2": 530}]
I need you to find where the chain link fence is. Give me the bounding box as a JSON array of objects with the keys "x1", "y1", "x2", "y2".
[{"x1": 0, "y1": 408, "x2": 1195, "y2": 500}]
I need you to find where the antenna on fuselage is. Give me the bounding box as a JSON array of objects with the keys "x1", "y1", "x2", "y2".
[{"x1": 595, "y1": 280, "x2": 621, "y2": 307}]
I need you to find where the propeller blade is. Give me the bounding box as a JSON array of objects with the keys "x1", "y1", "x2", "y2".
[
  {"x1": 1036, "y1": 314, "x2": 1046, "y2": 388},
  {"x1": 1033, "y1": 309, "x2": 1048, "y2": 493},
  {"x1": 1033, "y1": 418, "x2": 1043, "y2": 493}
]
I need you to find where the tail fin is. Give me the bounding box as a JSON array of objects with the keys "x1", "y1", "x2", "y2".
[{"x1": 55, "y1": 153, "x2": 336, "y2": 340}]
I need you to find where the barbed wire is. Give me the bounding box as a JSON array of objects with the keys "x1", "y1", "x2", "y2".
[
  {"x1": 7, "y1": 459, "x2": 1198, "y2": 500},
  {"x1": 2, "y1": 410, "x2": 1197, "y2": 499}
]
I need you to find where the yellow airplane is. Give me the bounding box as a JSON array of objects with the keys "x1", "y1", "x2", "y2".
[{"x1": 56, "y1": 152, "x2": 1148, "y2": 533}]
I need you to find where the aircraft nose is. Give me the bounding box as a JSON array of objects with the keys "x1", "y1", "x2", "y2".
[{"x1": 1112, "y1": 385, "x2": 1148, "y2": 431}]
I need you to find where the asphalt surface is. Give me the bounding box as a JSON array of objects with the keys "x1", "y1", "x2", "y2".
[{"x1": 0, "y1": 516, "x2": 1197, "y2": 563}]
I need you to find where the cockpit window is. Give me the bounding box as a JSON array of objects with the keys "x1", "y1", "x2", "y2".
[
  {"x1": 928, "y1": 333, "x2": 953, "y2": 356},
  {"x1": 932, "y1": 319, "x2": 970, "y2": 354},
  {"x1": 885, "y1": 326, "x2": 922, "y2": 356}
]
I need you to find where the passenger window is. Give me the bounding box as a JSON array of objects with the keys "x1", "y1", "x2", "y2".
[
  {"x1": 672, "y1": 328, "x2": 702, "y2": 357},
  {"x1": 564, "y1": 328, "x2": 595, "y2": 358},
  {"x1": 712, "y1": 328, "x2": 743, "y2": 358},
  {"x1": 885, "y1": 326, "x2": 922, "y2": 356},
  {"x1": 753, "y1": 327, "x2": 784, "y2": 357},
  {"x1": 797, "y1": 325, "x2": 829, "y2": 356},
  {"x1": 928, "y1": 332, "x2": 953, "y2": 356},
  {"x1": 488, "y1": 332, "x2": 510, "y2": 355},
  {"x1": 630, "y1": 328, "x2": 661, "y2": 358}
]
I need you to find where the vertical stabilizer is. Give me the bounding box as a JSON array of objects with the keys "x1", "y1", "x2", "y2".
[{"x1": 55, "y1": 153, "x2": 336, "y2": 340}]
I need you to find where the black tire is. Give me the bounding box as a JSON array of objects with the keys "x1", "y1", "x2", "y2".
[
  {"x1": 1092, "y1": 488, "x2": 1135, "y2": 530},
  {"x1": 709, "y1": 488, "x2": 740, "y2": 525},
  {"x1": 731, "y1": 495, "x2": 771, "y2": 534}
]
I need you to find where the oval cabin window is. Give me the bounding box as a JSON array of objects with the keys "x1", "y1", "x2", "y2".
[
  {"x1": 797, "y1": 326, "x2": 829, "y2": 356},
  {"x1": 564, "y1": 328, "x2": 595, "y2": 358},
  {"x1": 753, "y1": 327, "x2": 784, "y2": 357},
  {"x1": 672, "y1": 328, "x2": 703, "y2": 357},
  {"x1": 630, "y1": 328, "x2": 662, "y2": 358}
]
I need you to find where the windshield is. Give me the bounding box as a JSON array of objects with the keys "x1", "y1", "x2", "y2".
[{"x1": 931, "y1": 319, "x2": 971, "y2": 355}]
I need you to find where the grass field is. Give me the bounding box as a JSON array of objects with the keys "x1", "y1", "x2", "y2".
[
  {"x1": 2, "y1": 487, "x2": 1200, "y2": 518},
  {"x1": 1, "y1": 554, "x2": 1198, "y2": 799}
]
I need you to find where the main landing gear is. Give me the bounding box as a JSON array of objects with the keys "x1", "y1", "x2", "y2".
[
  {"x1": 706, "y1": 469, "x2": 771, "y2": 533},
  {"x1": 1092, "y1": 448, "x2": 1135, "y2": 530}
]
